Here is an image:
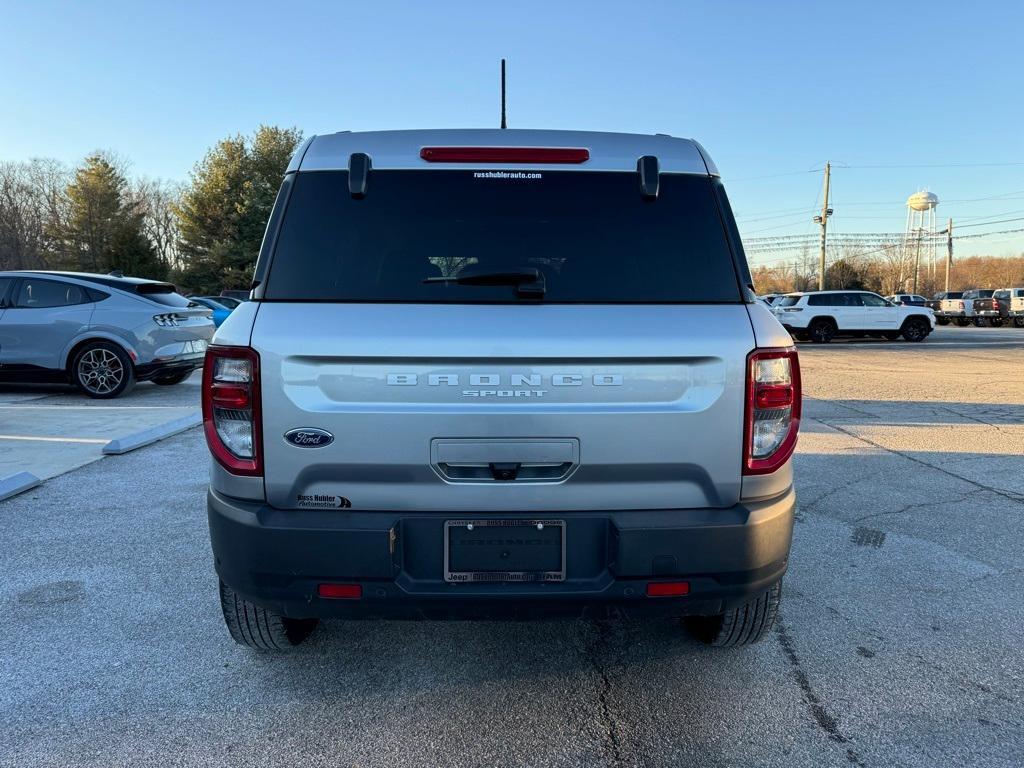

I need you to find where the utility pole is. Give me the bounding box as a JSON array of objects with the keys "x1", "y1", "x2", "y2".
[
  {"x1": 944, "y1": 217, "x2": 953, "y2": 293},
  {"x1": 913, "y1": 228, "x2": 922, "y2": 294},
  {"x1": 813, "y1": 162, "x2": 832, "y2": 290}
]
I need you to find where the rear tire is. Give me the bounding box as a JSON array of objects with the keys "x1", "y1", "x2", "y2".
[
  {"x1": 808, "y1": 319, "x2": 836, "y2": 343},
  {"x1": 935, "y1": 317, "x2": 950, "y2": 326},
  {"x1": 686, "y1": 582, "x2": 781, "y2": 647},
  {"x1": 901, "y1": 318, "x2": 929, "y2": 342},
  {"x1": 989, "y1": 317, "x2": 1004, "y2": 328},
  {"x1": 973, "y1": 317, "x2": 987, "y2": 327},
  {"x1": 152, "y1": 369, "x2": 193, "y2": 386},
  {"x1": 219, "y1": 580, "x2": 319, "y2": 651},
  {"x1": 1014, "y1": 317, "x2": 1024, "y2": 328},
  {"x1": 71, "y1": 341, "x2": 135, "y2": 399},
  {"x1": 956, "y1": 318, "x2": 970, "y2": 327}
]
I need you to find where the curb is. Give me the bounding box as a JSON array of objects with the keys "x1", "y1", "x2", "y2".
[
  {"x1": 102, "y1": 412, "x2": 203, "y2": 455},
  {"x1": 0, "y1": 472, "x2": 42, "y2": 502}
]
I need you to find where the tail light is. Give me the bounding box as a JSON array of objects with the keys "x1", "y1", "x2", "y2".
[
  {"x1": 153, "y1": 313, "x2": 182, "y2": 327},
  {"x1": 743, "y1": 348, "x2": 801, "y2": 475},
  {"x1": 202, "y1": 346, "x2": 262, "y2": 476},
  {"x1": 958, "y1": 301, "x2": 965, "y2": 311}
]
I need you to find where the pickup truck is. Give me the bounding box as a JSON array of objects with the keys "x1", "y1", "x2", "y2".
[
  {"x1": 932, "y1": 291, "x2": 965, "y2": 325},
  {"x1": 963, "y1": 289, "x2": 999, "y2": 326},
  {"x1": 984, "y1": 288, "x2": 1024, "y2": 327}
]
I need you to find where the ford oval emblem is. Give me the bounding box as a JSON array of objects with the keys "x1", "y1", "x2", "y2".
[{"x1": 284, "y1": 428, "x2": 334, "y2": 448}]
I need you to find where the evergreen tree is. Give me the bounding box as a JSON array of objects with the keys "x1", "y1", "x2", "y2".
[
  {"x1": 57, "y1": 153, "x2": 163, "y2": 278},
  {"x1": 175, "y1": 126, "x2": 302, "y2": 293}
]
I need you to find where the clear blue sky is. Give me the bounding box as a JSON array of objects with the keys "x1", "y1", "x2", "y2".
[{"x1": 4, "y1": 0, "x2": 1023, "y2": 261}]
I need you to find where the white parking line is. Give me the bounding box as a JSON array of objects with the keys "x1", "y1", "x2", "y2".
[{"x1": 0, "y1": 434, "x2": 109, "y2": 444}]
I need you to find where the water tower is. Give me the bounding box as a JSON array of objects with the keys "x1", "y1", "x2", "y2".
[{"x1": 904, "y1": 191, "x2": 939, "y2": 291}]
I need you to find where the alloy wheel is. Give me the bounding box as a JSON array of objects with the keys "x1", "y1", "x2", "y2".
[
  {"x1": 903, "y1": 322, "x2": 926, "y2": 342},
  {"x1": 77, "y1": 348, "x2": 125, "y2": 395},
  {"x1": 810, "y1": 322, "x2": 834, "y2": 343}
]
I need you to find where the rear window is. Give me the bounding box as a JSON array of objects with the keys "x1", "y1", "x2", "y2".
[
  {"x1": 136, "y1": 283, "x2": 192, "y2": 308},
  {"x1": 808, "y1": 293, "x2": 853, "y2": 306},
  {"x1": 264, "y1": 170, "x2": 742, "y2": 303}
]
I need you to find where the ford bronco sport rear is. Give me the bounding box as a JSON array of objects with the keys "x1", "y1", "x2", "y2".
[{"x1": 204, "y1": 130, "x2": 799, "y2": 651}]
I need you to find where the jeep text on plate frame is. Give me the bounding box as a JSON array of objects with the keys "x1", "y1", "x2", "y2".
[{"x1": 444, "y1": 519, "x2": 566, "y2": 583}]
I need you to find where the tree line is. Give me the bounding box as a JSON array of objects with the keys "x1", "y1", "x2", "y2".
[
  {"x1": 0, "y1": 126, "x2": 302, "y2": 294},
  {"x1": 3, "y1": 127, "x2": 1022, "y2": 298},
  {"x1": 751, "y1": 247, "x2": 1024, "y2": 298}
]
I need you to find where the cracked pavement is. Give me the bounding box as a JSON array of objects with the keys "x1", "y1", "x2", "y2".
[{"x1": 1, "y1": 325, "x2": 1023, "y2": 767}]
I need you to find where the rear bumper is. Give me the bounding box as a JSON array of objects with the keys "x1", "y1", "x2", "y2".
[
  {"x1": 135, "y1": 359, "x2": 201, "y2": 382},
  {"x1": 208, "y1": 487, "x2": 796, "y2": 620}
]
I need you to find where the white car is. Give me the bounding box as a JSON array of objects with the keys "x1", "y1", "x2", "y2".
[{"x1": 773, "y1": 290, "x2": 935, "y2": 343}]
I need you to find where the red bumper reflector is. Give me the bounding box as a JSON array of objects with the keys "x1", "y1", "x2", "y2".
[
  {"x1": 646, "y1": 581, "x2": 690, "y2": 597},
  {"x1": 317, "y1": 583, "x2": 362, "y2": 600},
  {"x1": 419, "y1": 147, "x2": 590, "y2": 164},
  {"x1": 210, "y1": 383, "x2": 250, "y2": 409},
  {"x1": 755, "y1": 383, "x2": 794, "y2": 409}
]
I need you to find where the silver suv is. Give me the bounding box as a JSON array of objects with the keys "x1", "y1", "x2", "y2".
[
  {"x1": 0, "y1": 271, "x2": 215, "y2": 397},
  {"x1": 204, "y1": 130, "x2": 800, "y2": 651}
]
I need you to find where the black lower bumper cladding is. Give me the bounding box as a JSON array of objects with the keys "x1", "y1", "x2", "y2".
[{"x1": 208, "y1": 487, "x2": 796, "y2": 620}]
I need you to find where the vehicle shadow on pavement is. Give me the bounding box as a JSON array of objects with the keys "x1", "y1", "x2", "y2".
[
  {"x1": 797, "y1": 334, "x2": 1024, "y2": 351},
  {"x1": 804, "y1": 399, "x2": 1024, "y2": 426}
]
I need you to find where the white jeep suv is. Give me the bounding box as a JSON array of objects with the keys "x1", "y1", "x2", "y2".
[{"x1": 774, "y1": 290, "x2": 934, "y2": 343}]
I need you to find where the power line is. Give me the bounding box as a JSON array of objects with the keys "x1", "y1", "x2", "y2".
[
  {"x1": 835, "y1": 161, "x2": 1024, "y2": 170},
  {"x1": 953, "y1": 216, "x2": 1024, "y2": 229}
]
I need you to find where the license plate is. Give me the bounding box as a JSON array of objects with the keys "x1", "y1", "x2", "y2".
[{"x1": 444, "y1": 519, "x2": 565, "y2": 583}]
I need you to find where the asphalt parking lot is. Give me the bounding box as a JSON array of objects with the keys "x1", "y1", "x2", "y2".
[{"x1": 1, "y1": 325, "x2": 1022, "y2": 767}]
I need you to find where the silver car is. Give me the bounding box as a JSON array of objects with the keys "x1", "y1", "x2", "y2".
[
  {"x1": 0, "y1": 271, "x2": 216, "y2": 398},
  {"x1": 205, "y1": 129, "x2": 800, "y2": 651}
]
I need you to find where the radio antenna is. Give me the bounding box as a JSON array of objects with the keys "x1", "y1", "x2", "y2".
[{"x1": 500, "y1": 58, "x2": 507, "y2": 129}]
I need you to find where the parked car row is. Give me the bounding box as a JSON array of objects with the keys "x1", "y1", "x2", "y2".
[
  {"x1": 884, "y1": 293, "x2": 928, "y2": 307},
  {"x1": 0, "y1": 270, "x2": 245, "y2": 398},
  {"x1": 767, "y1": 290, "x2": 934, "y2": 343},
  {"x1": 927, "y1": 288, "x2": 1024, "y2": 327}
]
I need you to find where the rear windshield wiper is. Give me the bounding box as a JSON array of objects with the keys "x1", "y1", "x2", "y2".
[{"x1": 423, "y1": 267, "x2": 545, "y2": 298}]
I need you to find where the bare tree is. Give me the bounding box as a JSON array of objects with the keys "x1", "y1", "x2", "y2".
[
  {"x1": 792, "y1": 246, "x2": 818, "y2": 291},
  {"x1": 0, "y1": 158, "x2": 70, "y2": 270},
  {"x1": 869, "y1": 240, "x2": 915, "y2": 295},
  {"x1": 133, "y1": 178, "x2": 184, "y2": 273}
]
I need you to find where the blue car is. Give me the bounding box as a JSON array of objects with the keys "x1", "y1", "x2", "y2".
[{"x1": 190, "y1": 296, "x2": 233, "y2": 327}]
